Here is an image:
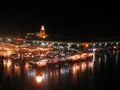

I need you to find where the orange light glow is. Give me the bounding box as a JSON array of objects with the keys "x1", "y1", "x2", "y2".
[
  {"x1": 81, "y1": 62, "x2": 87, "y2": 72},
  {"x1": 16, "y1": 38, "x2": 23, "y2": 41},
  {"x1": 36, "y1": 75, "x2": 42, "y2": 83},
  {"x1": 41, "y1": 25, "x2": 45, "y2": 30},
  {"x1": 82, "y1": 43, "x2": 89, "y2": 48},
  {"x1": 35, "y1": 73, "x2": 43, "y2": 84},
  {"x1": 85, "y1": 44, "x2": 89, "y2": 47}
]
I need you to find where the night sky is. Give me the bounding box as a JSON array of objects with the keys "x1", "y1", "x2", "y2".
[{"x1": 0, "y1": 7, "x2": 120, "y2": 38}]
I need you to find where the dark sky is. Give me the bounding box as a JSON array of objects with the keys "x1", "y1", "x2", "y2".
[{"x1": 0, "y1": 7, "x2": 120, "y2": 37}]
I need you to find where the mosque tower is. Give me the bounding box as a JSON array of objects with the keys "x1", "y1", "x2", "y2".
[{"x1": 39, "y1": 25, "x2": 48, "y2": 39}]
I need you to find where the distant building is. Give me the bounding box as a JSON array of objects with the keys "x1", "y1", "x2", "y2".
[
  {"x1": 26, "y1": 25, "x2": 48, "y2": 40},
  {"x1": 36, "y1": 25, "x2": 48, "y2": 39}
]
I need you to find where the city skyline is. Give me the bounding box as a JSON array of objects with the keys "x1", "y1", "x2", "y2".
[
  {"x1": 0, "y1": 8, "x2": 120, "y2": 37},
  {"x1": 0, "y1": 7, "x2": 120, "y2": 90}
]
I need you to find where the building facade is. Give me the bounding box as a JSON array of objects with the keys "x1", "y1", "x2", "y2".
[{"x1": 36, "y1": 25, "x2": 48, "y2": 39}]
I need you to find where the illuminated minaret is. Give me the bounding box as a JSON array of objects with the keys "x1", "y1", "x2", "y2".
[{"x1": 39, "y1": 25, "x2": 48, "y2": 39}]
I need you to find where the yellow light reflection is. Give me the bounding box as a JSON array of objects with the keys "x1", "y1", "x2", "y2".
[
  {"x1": 81, "y1": 62, "x2": 87, "y2": 72},
  {"x1": 71, "y1": 64, "x2": 80, "y2": 75},
  {"x1": 35, "y1": 73, "x2": 43, "y2": 84},
  {"x1": 36, "y1": 75, "x2": 43, "y2": 83},
  {"x1": 7, "y1": 59, "x2": 12, "y2": 68},
  {"x1": 14, "y1": 63, "x2": 21, "y2": 76}
]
